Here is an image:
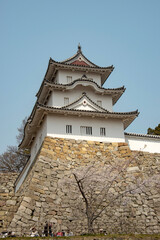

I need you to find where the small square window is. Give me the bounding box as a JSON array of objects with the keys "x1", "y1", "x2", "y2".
[
  {"x1": 97, "y1": 100, "x2": 102, "y2": 107},
  {"x1": 80, "y1": 126, "x2": 92, "y2": 135},
  {"x1": 66, "y1": 125, "x2": 72, "y2": 134},
  {"x1": 64, "y1": 97, "x2": 69, "y2": 105},
  {"x1": 100, "y1": 127, "x2": 106, "y2": 136},
  {"x1": 67, "y1": 76, "x2": 72, "y2": 83}
]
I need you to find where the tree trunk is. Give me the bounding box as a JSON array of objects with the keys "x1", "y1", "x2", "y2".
[{"x1": 87, "y1": 218, "x2": 94, "y2": 234}]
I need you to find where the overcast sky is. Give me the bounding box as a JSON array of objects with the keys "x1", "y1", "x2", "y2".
[{"x1": 0, "y1": 0, "x2": 160, "y2": 154}]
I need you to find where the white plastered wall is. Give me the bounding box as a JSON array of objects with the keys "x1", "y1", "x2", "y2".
[
  {"x1": 125, "y1": 135, "x2": 160, "y2": 153},
  {"x1": 15, "y1": 118, "x2": 47, "y2": 192},
  {"x1": 48, "y1": 87, "x2": 113, "y2": 111},
  {"x1": 47, "y1": 114, "x2": 125, "y2": 143},
  {"x1": 54, "y1": 70, "x2": 101, "y2": 85}
]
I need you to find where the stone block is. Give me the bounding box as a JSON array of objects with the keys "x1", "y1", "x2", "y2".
[
  {"x1": 118, "y1": 142, "x2": 128, "y2": 147},
  {"x1": 23, "y1": 197, "x2": 32, "y2": 203},
  {"x1": 0, "y1": 211, "x2": 5, "y2": 215},
  {"x1": 36, "y1": 201, "x2": 41, "y2": 207},
  {"x1": 21, "y1": 201, "x2": 34, "y2": 210},
  {"x1": 0, "y1": 200, "x2": 5, "y2": 207},
  {"x1": 50, "y1": 217, "x2": 57, "y2": 223},
  {"x1": 10, "y1": 221, "x2": 16, "y2": 228},
  {"x1": 14, "y1": 215, "x2": 21, "y2": 221},
  {"x1": 32, "y1": 216, "x2": 38, "y2": 221},
  {"x1": 29, "y1": 185, "x2": 45, "y2": 194},
  {"x1": 28, "y1": 194, "x2": 40, "y2": 201},
  {"x1": 6, "y1": 200, "x2": 16, "y2": 205},
  {"x1": 22, "y1": 212, "x2": 32, "y2": 220},
  {"x1": 43, "y1": 169, "x2": 51, "y2": 175},
  {"x1": 25, "y1": 208, "x2": 32, "y2": 215},
  {"x1": 127, "y1": 166, "x2": 140, "y2": 172},
  {"x1": 46, "y1": 197, "x2": 53, "y2": 203}
]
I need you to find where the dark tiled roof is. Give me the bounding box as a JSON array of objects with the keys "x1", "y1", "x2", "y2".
[
  {"x1": 45, "y1": 78, "x2": 125, "y2": 92},
  {"x1": 36, "y1": 56, "x2": 114, "y2": 99},
  {"x1": 19, "y1": 102, "x2": 139, "y2": 149},
  {"x1": 38, "y1": 102, "x2": 139, "y2": 117},
  {"x1": 50, "y1": 58, "x2": 114, "y2": 70},
  {"x1": 35, "y1": 79, "x2": 125, "y2": 112},
  {"x1": 125, "y1": 132, "x2": 160, "y2": 139}
]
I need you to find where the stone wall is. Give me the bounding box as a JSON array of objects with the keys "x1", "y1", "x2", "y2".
[
  {"x1": 0, "y1": 173, "x2": 19, "y2": 231},
  {"x1": 1, "y1": 137, "x2": 160, "y2": 236}
]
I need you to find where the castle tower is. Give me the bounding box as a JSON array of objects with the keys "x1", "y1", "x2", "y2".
[
  {"x1": 16, "y1": 45, "x2": 138, "y2": 191},
  {"x1": 5, "y1": 46, "x2": 160, "y2": 236}
]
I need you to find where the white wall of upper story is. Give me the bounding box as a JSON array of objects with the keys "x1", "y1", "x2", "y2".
[
  {"x1": 48, "y1": 87, "x2": 113, "y2": 111},
  {"x1": 54, "y1": 69, "x2": 101, "y2": 86},
  {"x1": 125, "y1": 135, "x2": 160, "y2": 153},
  {"x1": 46, "y1": 114, "x2": 125, "y2": 143}
]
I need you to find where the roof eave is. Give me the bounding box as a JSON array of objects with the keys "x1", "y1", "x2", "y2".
[
  {"x1": 125, "y1": 132, "x2": 160, "y2": 139},
  {"x1": 50, "y1": 59, "x2": 113, "y2": 71},
  {"x1": 112, "y1": 87, "x2": 126, "y2": 105},
  {"x1": 20, "y1": 104, "x2": 139, "y2": 149},
  {"x1": 36, "y1": 82, "x2": 125, "y2": 110},
  {"x1": 36, "y1": 58, "x2": 53, "y2": 98},
  {"x1": 101, "y1": 66, "x2": 114, "y2": 86},
  {"x1": 123, "y1": 115, "x2": 138, "y2": 130}
]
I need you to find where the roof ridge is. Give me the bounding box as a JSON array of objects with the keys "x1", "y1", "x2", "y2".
[{"x1": 61, "y1": 52, "x2": 79, "y2": 63}]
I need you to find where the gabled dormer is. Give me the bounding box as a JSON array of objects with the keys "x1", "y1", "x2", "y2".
[
  {"x1": 61, "y1": 44, "x2": 98, "y2": 67},
  {"x1": 61, "y1": 92, "x2": 108, "y2": 112}
]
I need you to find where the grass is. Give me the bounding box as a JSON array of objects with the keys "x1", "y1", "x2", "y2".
[{"x1": 0, "y1": 233, "x2": 160, "y2": 240}]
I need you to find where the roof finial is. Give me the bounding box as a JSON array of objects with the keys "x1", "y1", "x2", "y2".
[{"x1": 77, "y1": 43, "x2": 82, "y2": 53}]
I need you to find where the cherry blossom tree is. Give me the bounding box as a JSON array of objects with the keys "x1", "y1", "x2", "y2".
[
  {"x1": 0, "y1": 117, "x2": 29, "y2": 172},
  {"x1": 63, "y1": 154, "x2": 159, "y2": 233}
]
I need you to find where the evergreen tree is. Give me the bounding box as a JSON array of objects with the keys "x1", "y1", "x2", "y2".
[{"x1": 147, "y1": 124, "x2": 160, "y2": 135}]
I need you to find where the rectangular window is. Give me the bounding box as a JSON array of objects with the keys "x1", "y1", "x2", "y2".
[
  {"x1": 64, "y1": 97, "x2": 69, "y2": 105},
  {"x1": 80, "y1": 126, "x2": 92, "y2": 135},
  {"x1": 66, "y1": 125, "x2": 72, "y2": 134},
  {"x1": 100, "y1": 127, "x2": 106, "y2": 136},
  {"x1": 97, "y1": 100, "x2": 102, "y2": 107},
  {"x1": 67, "y1": 76, "x2": 72, "y2": 83}
]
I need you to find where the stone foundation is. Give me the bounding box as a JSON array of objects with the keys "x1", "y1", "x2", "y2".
[
  {"x1": 0, "y1": 137, "x2": 160, "y2": 236},
  {"x1": 0, "y1": 173, "x2": 19, "y2": 231}
]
